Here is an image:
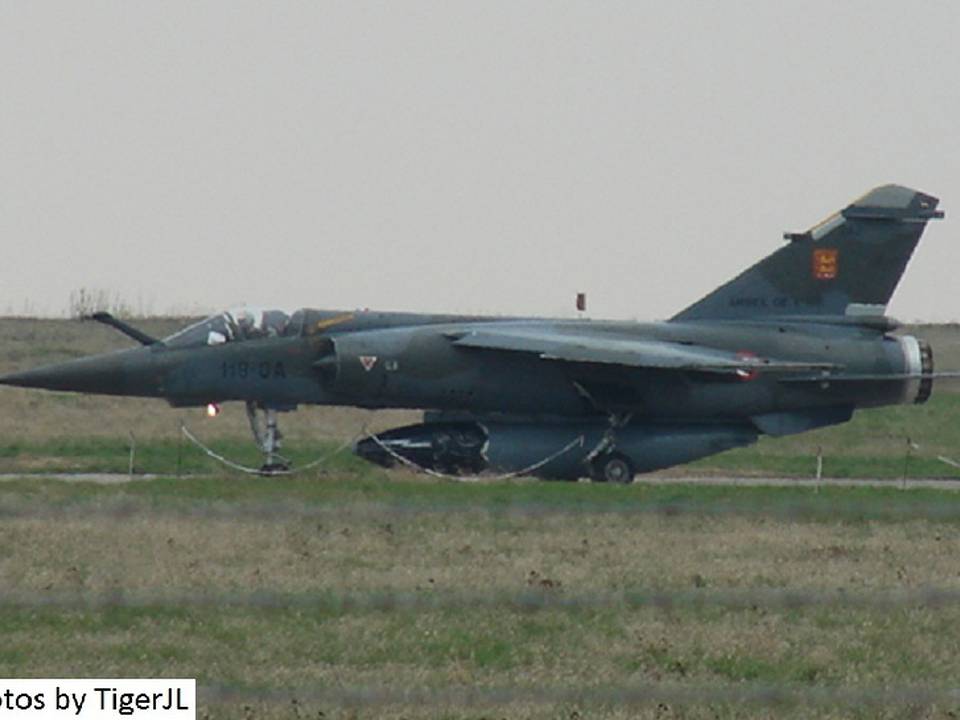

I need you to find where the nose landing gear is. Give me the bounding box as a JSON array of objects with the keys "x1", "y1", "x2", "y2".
[{"x1": 246, "y1": 402, "x2": 291, "y2": 474}]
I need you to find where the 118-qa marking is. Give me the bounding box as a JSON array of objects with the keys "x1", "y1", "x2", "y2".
[{"x1": 222, "y1": 361, "x2": 287, "y2": 380}]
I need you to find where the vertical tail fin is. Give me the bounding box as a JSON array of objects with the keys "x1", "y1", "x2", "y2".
[{"x1": 671, "y1": 185, "x2": 943, "y2": 322}]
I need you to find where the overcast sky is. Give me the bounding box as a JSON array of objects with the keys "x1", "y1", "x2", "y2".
[{"x1": 1, "y1": 1, "x2": 958, "y2": 321}]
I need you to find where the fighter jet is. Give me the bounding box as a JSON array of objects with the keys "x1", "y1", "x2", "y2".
[{"x1": 0, "y1": 185, "x2": 946, "y2": 482}]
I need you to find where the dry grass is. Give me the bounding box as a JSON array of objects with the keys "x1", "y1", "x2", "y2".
[
  {"x1": 6, "y1": 511, "x2": 959, "y2": 595},
  {"x1": 1, "y1": 482, "x2": 960, "y2": 718},
  {"x1": 0, "y1": 506, "x2": 960, "y2": 594},
  {"x1": 0, "y1": 385, "x2": 413, "y2": 442}
]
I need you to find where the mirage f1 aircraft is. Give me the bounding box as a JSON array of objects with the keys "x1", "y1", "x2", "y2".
[{"x1": 0, "y1": 185, "x2": 946, "y2": 482}]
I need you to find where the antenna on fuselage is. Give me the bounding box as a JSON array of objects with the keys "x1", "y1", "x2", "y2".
[{"x1": 576, "y1": 292, "x2": 586, "y2": 316}]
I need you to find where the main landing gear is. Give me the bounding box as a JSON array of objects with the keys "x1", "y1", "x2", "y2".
[
  {"x1": 589, "y1": 451, "x2": 635, "y2": 484},
  {"x1": 585, "y1": 411, "x2": 636, "y2": 484},
  {"x1": 246, "y1": 402, "x2": 291, "y2": 474}
]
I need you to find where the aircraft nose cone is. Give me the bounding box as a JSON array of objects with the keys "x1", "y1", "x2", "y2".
[
  {"x1": 0, "y1": 348, "x2": 161, "y2": 396},
  {"x1": 0, "y1": 365, "x2": 73, "y2": 390},
  {"x1": 0, "y1": 355, "x2": 124, "y2": 393}
]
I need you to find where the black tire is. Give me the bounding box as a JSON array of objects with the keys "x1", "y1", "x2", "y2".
[
  {"x1": 591, "y1": 452, "x2": 635, "y2": 484},
  {"x1": 258, "y1": 462, "x2": 291, "y2": 476}
]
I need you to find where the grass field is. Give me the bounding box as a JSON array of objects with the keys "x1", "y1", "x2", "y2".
[
  {"x1": 2, "y1": 476, "x2": 960, "y2": 718},
  {"x1": 4, "y1": 318, "x2": 960, "y2": 717}
]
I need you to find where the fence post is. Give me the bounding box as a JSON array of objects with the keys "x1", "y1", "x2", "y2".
[
  {"x1": 815, "y1": 446, "x2": 822, "y2": 492},
  {"x1": 128, "y1": 431, "x2": 136, "y2": 480},
  {"x1": 901, "y1": 437, "x2": 911, "y2": 490},
  {"x1": 177, "y1": 421, "x2": 184, "y2": 479}
]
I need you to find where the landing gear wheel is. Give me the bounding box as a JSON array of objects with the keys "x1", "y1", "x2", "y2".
[
  {"x1": 259, "y1": 461, "x2": 291, "y2": 476},
  {"x1": 591, "y1": 452, "x2": 635, "y2": 484}
]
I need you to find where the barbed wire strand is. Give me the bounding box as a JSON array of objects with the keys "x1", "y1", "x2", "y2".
[
  {"x1": 362, "y1": 430, "x2": 586, "y2": 482},
  {"x1": 179, "y1": 423, "x2": 358, "y2": 476}
]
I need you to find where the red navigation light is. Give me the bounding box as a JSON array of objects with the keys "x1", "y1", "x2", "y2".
[{"x1": 735, "y1": 351, "x2": 759, "y2": 382}]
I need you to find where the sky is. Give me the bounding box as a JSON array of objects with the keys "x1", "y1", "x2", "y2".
[{"x1": 1, "y1": 1, "x2": 958, "y2": 321}]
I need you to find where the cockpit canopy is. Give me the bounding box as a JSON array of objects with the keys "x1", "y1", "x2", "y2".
[{"x1": 164, "y1": 307, "x2": 306, "y2": 348}]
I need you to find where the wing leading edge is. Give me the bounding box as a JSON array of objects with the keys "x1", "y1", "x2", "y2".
[{"x1": 447, "y1": 328, "x2": 839, "y2": 375}]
